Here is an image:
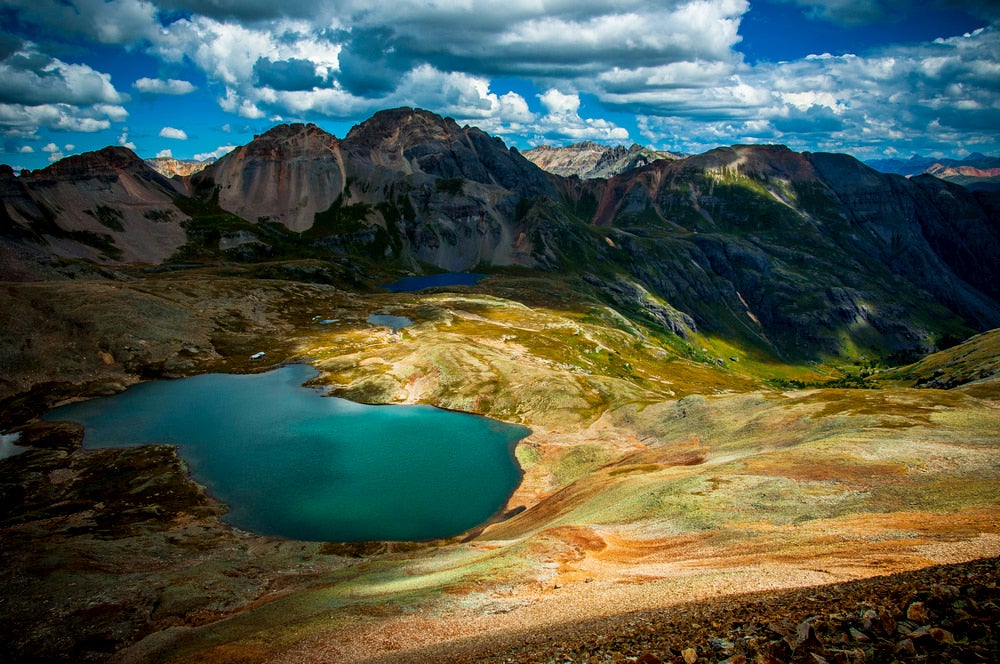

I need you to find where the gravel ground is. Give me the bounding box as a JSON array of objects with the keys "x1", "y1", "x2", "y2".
[{"x1": 366, "y1": 556, "x2": 1000, "y2": 663}]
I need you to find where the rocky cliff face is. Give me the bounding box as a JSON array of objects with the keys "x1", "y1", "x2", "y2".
[
  {"x1": 524, "y1": 142, "x2": 679, "y2": 179},
  {"x1": 193, "y1": 123, "x2": 346, "y2": 233}
]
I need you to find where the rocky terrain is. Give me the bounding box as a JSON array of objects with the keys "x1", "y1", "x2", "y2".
[
  {"x1": 1, "y1": 107, "x2": 999, "y2": 663},
  {"x1": 523, "y1": 142, "x2": 680, "y2": 179}
]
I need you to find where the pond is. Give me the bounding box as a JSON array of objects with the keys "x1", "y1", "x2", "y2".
[
  {"x1": 43, "y1": 365, "x2": 529, "y2": 542},
  {"x1": 367, "y1": 313, "x2": 414, "y2": 331},
  {"x1": 380, "y1": 272, "x2": 486, "y2": 292}
]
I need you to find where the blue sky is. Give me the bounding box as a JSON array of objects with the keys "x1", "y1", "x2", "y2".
[{"x1": 1, "y1": 0, "x2": 997, "y2": 171}]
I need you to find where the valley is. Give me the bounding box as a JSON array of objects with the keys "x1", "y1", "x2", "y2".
[
  {"x1": 1, "y1": 264, "x2": 998, "y2": 663},
  {"x1": 1, "y1": 108, "x2": 999, "y2": 662}
]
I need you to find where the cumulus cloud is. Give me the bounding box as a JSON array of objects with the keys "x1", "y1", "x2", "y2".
[
  {"x1": 118, "y1": 129, "x2": 137, "y2": 150},
  {"x1": 194, "y1": 144, "x2": 237, "y2": 161},
  {"x1": 0, "y1": 102, "x2": 126, "y2": 137},
  {"x1": 155, "y1": 148, "x2": 173, "y2": 158},
  {"x1": 0, "y1": 48, "x2": 126, "y2": 107},
  {"x1": 159, "y1": 126, "x2": 188, "y2": 140},
  {"x1": 18, "y1": 145, "x2": 33, "y2": 153},
  {"x1": 137, "y1": 1, "x2": 749, "y2": 125},
  {"x1": 2, "y1": 0, "x2": 998, "y2": 159},
  {"x1": 134, "y1": 77, "x2": 197, "y2": 95},
  {"x1": 629, "y1": 23, "x2": 1000, "y2": 158},
  {"x1": 0, "y1": 42, "x2": 129, "y2": 138}
]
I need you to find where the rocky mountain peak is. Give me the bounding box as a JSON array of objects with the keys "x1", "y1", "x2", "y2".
[
  {"x1": 240, "y1": 123, "x2": 339, "y2": 160},
  {"x1": 675, "y1": 144, "x2": 821, "y2": 183},
  {"x1": 344, "y1": 107, "x2": 461, "y2": 152},
  {"x1": 30, "y1": 146, "x2": 153, "y2": 181}
]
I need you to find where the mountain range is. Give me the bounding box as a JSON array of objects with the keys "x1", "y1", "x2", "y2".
[
  {"x1": 3, "y1": 107, "x2": 999, "y2": 363},
  {"x1": 867, "y1": 153, "x2": 1000, "y2": 191},
  {"x1": 522, "y1": 141, "x2": 682, "y2": 178},
  {"x1": 3, "y1": 107, "x2": 1000, "y2": 664}
]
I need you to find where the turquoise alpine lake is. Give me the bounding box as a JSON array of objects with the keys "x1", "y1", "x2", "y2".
[{"x1": 43, "y1": 364, "x2": 529, "y2": 542}]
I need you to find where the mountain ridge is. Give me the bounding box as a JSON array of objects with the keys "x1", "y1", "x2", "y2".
[
  {"x1": 2, "y1": 107, "x2": 998, "y2": 362},
  {"x1": 523, "y1": 141, "x2": 681, "y2": 179}
]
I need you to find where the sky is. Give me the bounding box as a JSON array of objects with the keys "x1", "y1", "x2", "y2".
[{"x1": 1, "y1": 0, "x2": 998, "y2": 171}]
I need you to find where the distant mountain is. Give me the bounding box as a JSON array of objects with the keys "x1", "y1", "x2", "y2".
[
  {"x1": 145, "y1": 156, "x2": 212, "y2": 178},
  {"x1": 3, "y1": 108, "x2": 999, "y2": 362},
  {"x1": 523, "y1": 141, "x2": 681, "y2": 178},
  {"x1": 867, "y1": 153, "x2": 1000, "y2": 191}
]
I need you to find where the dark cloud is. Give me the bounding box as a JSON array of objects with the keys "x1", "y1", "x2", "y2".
[
  {"x1": 253, "y1": 57, "x2": 325, "y2": 91},
  {"x1": 153, "y1": 0, "x2": 313, "y2": 21},
  {"x1": 771, "y1": 109, "x2": 845, "y2": 134},
  {"x1": 0, "y1": 32, "x2": 23, "y2": 60},
  {"x1": 775, "y1": 0, "x2": 1000, "y2": 27},
  {"x1": 335, "y1": 27, "x2": 410, "y2": 97}
]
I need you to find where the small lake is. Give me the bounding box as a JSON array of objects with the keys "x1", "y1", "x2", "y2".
[
  {"x1": 381, "y1": 272, "x2": 486, "y2": 292},
  {"x1": 367, "y1": 313, "x2": 414, "y2": 330},
  {"x1": 43, "y1": 365, "x2": 528, "y2": 542}
]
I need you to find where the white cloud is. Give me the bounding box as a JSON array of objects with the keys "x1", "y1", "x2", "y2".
[
  {"x1": 528, "y1": 89, "x2": 630, "y2": 143},
  {"x1": 627, "y1": 22, "x2": 1000, "y2": 158},
  {"x1": 194, "y1": 144, "x2": 237, "y2": 161},
  {"x1": 0, "y1": 46, "x2": 127, "y2": 107},
  {"x1": 539, "y1": 89, "x2": 580, "y2": 116},
  {"x1": 4, "y1": 0, "x2": 999, "y2": 159},
  {"x1": 159, "y1": 126, "x2": 188, "y2": 140},
  {"x1": 42, "y1": 143, "x2": 59, "y2": 153},
  {"x1": 155, "y1": 148, "x2": 173, "y2": 158},
  {"x1": 0, "y1": 41, "x2": 129, "y2": 138},
  {"x1": 133, "y1": 77, "x2": 197, "y2": 95},
  {"x1": 118, "y1": 129, "x2": 136, "y2": 150},
  {"x1": 138, "y1": 0, "x2": 750, "y2": 133},
  {"x1": 18, "y1": 145, "x2": 33, "y2": 153}
]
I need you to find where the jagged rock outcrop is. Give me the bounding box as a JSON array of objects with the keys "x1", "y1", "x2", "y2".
[{"x1": 524, "y1": 142, "x2": 679, "y2": 179}]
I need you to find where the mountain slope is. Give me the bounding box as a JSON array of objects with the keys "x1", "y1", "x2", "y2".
[
  {"x1": 580, "y1": 145, "x2": 1000, "y2": 358},
  {"x1": 0, "y1": 148, "x2": 188, "y2": 268}
]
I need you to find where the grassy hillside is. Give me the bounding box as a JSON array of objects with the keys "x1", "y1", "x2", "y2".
[{"x1": 0, "y1": 263, "x2": 997, "y2": 663}]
